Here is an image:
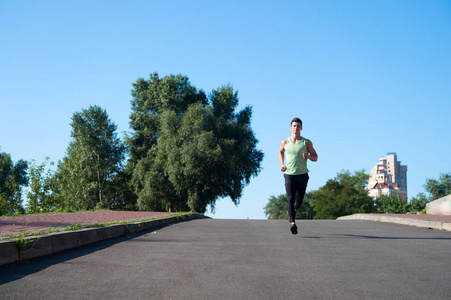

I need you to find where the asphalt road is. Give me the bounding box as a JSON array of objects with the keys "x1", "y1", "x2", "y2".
[{"x1": 1, "y1": 219, "x2": 450, "y2": 299}]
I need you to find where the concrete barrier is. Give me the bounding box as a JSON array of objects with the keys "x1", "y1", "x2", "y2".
[
  {"x1": 0, "y1": 213, "x2": 204, "y2": 266},
  {"x1": 0, "y1": 240, "x2": 19, "y2": 265},
  {"x1": 426, "y1": 194, "x2": 451, "y2": 215},
  {"x1": 442, "y1": 223, "x2": 451, "y2": 231},
  {"x1": 337, "y1": 214, "x2": 450, "y2": 231},
  {"x1": 77, "y1": 228, "x2": 103, "y2": 247},
  {"x1": 51, "y1": 231, "x2": 79, "y2": 253},
  {"x1": 19, "y1": 235, "x2": 53, "y2": 261}
]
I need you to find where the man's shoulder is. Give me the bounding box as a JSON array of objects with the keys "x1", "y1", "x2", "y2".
[{"x1": 304, "y1": 139, "x2": 314, "y2": 147}]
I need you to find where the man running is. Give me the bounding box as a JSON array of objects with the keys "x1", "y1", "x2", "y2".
[{"x1": 279, "y1": 117, "x2": 318, "y2": 234}]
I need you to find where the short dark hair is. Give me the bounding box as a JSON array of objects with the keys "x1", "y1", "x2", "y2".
[{"x1": 291, "y1": 117, "x2": 302, "y2": 126}]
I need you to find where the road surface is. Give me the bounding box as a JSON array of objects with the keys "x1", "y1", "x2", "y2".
[{"x1": 1, "y1": 219, "x2": 450, "y2": 299}]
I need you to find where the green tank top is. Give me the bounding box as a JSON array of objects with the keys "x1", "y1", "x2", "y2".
[{"x1": 284, "y1": 137, "x2": 309, "y2": 175}]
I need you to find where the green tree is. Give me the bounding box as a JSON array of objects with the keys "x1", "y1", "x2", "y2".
[
  {"x1": 264, "y1": 193, "x2": 314, "y2": 220},
  {"x1": 56, "y1": 106, "x2": 125, "y2": 210},
  {"x1": 404, "y1": 173, "x2": 450, "y2": 214},
  {"x1": 264, "y1": 194, "x2": 287, "y2": 220},
  {"x1": 107, "y1": 164, "x2": 138, "y2": 211},
  {"x1": 126, "y1": 73, "x2": 208, "y2": 165},
  {"x1": 408, "y1": 192, "x2": 429, "y2": 213},
  {"x1": 0, "y1": 149, "x2": 28, "y2": 215},
  {"x1": 336, "y1": 169, "x2": 368, "y2": 187},
  {"x1": 26, "y1": 157, "x2": 60, "y2": 213},
  {"x1": 310, "y1": 170, "x2": 376, "y2": 219},
  {"x1": 375, "y1": 194, "x2": 408, "y2": 214},
  {"x1": 424, "y1": 172, "x2": 451, "y2": 200},
  {"x1": 126, "y1": 73, "x2": 263, "y2": 213}
]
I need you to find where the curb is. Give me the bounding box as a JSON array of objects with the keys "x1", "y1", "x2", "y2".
[
  {"x1": 337, "y1": 214, "x2": 451, "y2": 231},
  {"x1": 0, "y1": 213, "x2": 205, "y2": 266}
]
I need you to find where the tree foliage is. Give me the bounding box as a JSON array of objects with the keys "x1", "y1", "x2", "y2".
[
  {"x1": 126, "y1": 73, "x2": 263, "y2": 213},
  {"x1": 407, "y1": 193, "x2": 428, "y2": 213},
  {"x1": 309, "y1": 170, "x2": 376, "y2": 219},
  {"x1": 264, "y1": 193, "x2": 314, "y2": 220},
  {"x1": 0, "y1": 149, "x2": 28, "y2": 215},
  {"x1": 264, "y1": 170, "x2": 451, "y2": 219},
  {"x1": 424, "y1": 172, "x2": 451, "y2": 200},
  {"x1": 405, "y1": 172, "x2": 450, "y2": 214},
  {"x1": 55, "y1": 106, "x2": 125, "y2": 210},
  {"x1": 107, "y1": 164, "x2": 138, "y2": 211},
  {"x1": 375, "y1": 194, "x2": 408, "y2": 214},
  {"x1": 26, "y1": 158, "x2": 61, "y2": 213}
]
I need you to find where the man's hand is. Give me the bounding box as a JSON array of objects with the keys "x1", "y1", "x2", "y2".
[{"x1": 281, "y1": 165, "x2": 286, "y2": 172}]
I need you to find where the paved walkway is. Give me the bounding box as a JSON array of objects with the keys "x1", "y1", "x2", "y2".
[{"x1": 0, "y1": 211, "x2": 172, "y2": 236}]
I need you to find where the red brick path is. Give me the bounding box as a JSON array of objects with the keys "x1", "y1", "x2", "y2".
[
  {"x1": 1, "y1": 212, "x2": 449, "y2": 236},
  {"x1": 0, "y1": 211, "x2": 172, "y2": 235}
]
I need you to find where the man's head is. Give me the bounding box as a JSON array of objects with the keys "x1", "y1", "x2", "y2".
[
  {"x1": 290, "y1": 117, "x2": 302, "y2": 133},
  {"x1": 290, "y1": 117, "x2": 302, "y2": 127}
]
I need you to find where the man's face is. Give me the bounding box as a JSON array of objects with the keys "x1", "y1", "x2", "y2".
[{"x1": 291, "y1": 122, "x2": 302, "y2": 134}]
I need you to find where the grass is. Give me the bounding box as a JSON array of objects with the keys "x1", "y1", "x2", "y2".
[
  {"x1": 65, "y1": 223, "x2": 82, "y2": 231},
  {"x1": 86, "y1": 223, "x2": 108, "y2": 228},
  {"x1": 1, "y1": 226, "x2": 60, "y2": 251},
  {"x1": 1, "y1": 226, "x2": 59, "y2": 241},
  {"x1": 80, "y1": 211, "x2": 197, "y2": 229}
]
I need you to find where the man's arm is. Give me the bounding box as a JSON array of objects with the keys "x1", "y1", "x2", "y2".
[
  {"x1": 303, "y1": 139, "x2": 318, "y2": 162},
  {"x1": 279, "y1": 139, "x2": 287, "y2": 172}
]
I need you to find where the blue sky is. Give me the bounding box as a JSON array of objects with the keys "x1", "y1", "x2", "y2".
[{"x1": 1, "y1": 0, "x2": 450, "y2": 219}]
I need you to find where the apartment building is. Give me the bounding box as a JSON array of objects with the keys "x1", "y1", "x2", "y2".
[{"x1": 368, "y1": 152, "x2": 408, "y2": 200}]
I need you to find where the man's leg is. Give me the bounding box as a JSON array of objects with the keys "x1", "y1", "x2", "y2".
[
  {"x1": 294, "y1": 192, "x2": 301, "y2": 213},
  {"x1": 294, "y1": 174, "x2": 309, "y2": 211},
  {"x1": 285, "y1": 182, "x2": 297, "y2": 224}
]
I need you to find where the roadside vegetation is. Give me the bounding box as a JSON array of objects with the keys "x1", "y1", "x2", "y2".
[
  {"x1": 0, "y1": 73, "x2": 263, "y2": 216},
  {"x1": 265, "y1": 171, "x2": 450, "y2": 220}
]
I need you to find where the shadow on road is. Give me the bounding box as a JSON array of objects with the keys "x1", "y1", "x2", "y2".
[{"x1": 302, "y1": 233, "x2": 451, "y2": 240}]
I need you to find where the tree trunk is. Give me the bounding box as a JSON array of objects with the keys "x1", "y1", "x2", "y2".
[{"x1": 96, "y1": 153, "x2": 102, "y2": 207}]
